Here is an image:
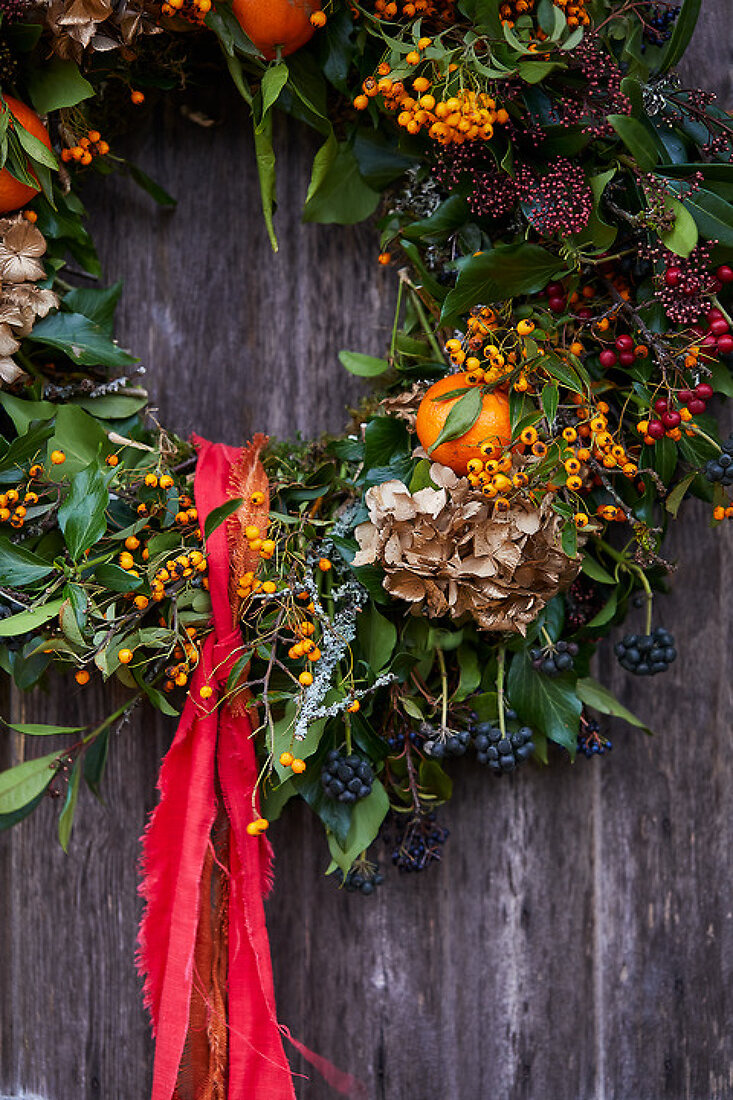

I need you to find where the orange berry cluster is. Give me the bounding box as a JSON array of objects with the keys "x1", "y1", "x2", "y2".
[
  {"x1": 160, "y1": 0, "x2": 210, "y2": 20},
  {"x1": 370, "y1": 0, "x2": 455, "y2": 22},
  {"x1": 713, "y1": 505, "x2": 733, "y2": 521},
  {"x1": 499, "y1": 0, "x2": 590, "y2": 28},
  {"x1": 278, "y1": 750, "x2": 307, "y2": 774},
  {"x1": 151, "y1": 549, "x2": 208, "y2": 605},
  {"x1": 61, "y1": 130, "x2": 109, "y2": 166},
  {"x1": 0, "y1": 462, "x2": 44, "y2": 529},
  {"x1": 162, "y1": 625, "x2": 203, "y2": 692},
  {"x1": 357, "y1": 74, "x2": 508, "y2": 146}
]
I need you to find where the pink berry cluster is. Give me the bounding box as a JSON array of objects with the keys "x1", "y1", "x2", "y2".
[
  {"x1": 545, "y1": 40, "x2": 631, "y2": 138},
  {"x1": 645, "y1": 241, "x2": 719, "y2": 323},
  {"x1": 432, "y1": 145, "x2": 519, "y2": 219},
  {"x1": 515, "y1": 158, "x2": 593, "y2": 238}
]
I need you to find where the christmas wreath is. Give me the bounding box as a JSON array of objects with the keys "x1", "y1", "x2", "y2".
[
  {"x1": 1, "y1": 0, "x2": 731, "y2": 1091},
  {"x1": 0, "y1": 0, "x2": 731, "y2": 877}
]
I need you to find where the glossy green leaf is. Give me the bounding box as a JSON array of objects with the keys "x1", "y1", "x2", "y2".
[
  {"x1": 659, "y1": 0, "x2": 701, "y2": 70},
  {"x1": 58, "y1": 757, "x2": 81, "y2": 852},
  {"x1": 659, "y1": 193, "x2": 698, "y2": 257},
  {"x1": 357, "y1": 605, "x2": 397, "y2": 673},
  {"x1": 507, "y1": 652, "x2": 581, "y2": 754},
  {"x1": 29, "y1": 312, "x2": 137, "y2": 368},
  {"x1": 302, "y1": 143, "x2": 380, "y2": 226},
  {"x1": 203, "y1": 497, "x2": 243, "y2": 541},
  {"x1": 0, "y1": 538, "x2": 55, "y2": 586},
  {"x1": 253, "y1": 114, "x2": 278, "y2": 252},
  {"x1": 5, "y1": 722, "x2": 84, "y2": 736},
  {"x1": 326, "y1": 779, "x2": 390, "y2": 875},
  {"x1": 128, "y1": 164, "x2": 176, "y2": 207},
  {"x1": 58, "y1": 461, "x2": 110, "y2": 560},
  {"x1": 608, "y1": 114, "x2": 659, "y2": 171},
  {"x1": 27, "y1": 58, "x2": 94, "y2": 114},
  {"x1": 441, "y1": 244, "x2": 566, "y2": 324},
  {"x1": 576, "y1": 677, "x2": 652, "y2": 734},
  {"x1": 338, "y1": 350, "x2": 390, "y2": 377},
  {"x1": 427, "y1": 387, "x2": 482, "y2": 454},
  {"x1": 259, "y1": 61, "x2": 288, "y2": 123},
  {"x1": 0, "y1": 751, "x2": 58, "y2": 814},
  {"x1": 0, "y1": 597, "x2": 64, "y2": 637}
]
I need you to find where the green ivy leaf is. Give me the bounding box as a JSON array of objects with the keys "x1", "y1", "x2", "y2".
[
  {"x1": 356, "y1": 605, "x2": 397, "y2": 674},
  {"x1": 254, "y1": 113, "x2": 278, "y2": 252},
  {"x1": 665, "y1": 471, "x2": 697, "y2": 517},
  {"x1": 83, "y1": 728, "x2": 110, "y2": 799},
  {"x1": 427, "y1": 387, "x2": 482, "y2": 454},
  {"x1": 326, "y1": 779, "x2": 390, "y2": 875},
  {"x1": 419, "y1": 759, "x2": 453, "y2": 801},
  {"x1": 29, "y1": 311, "x2": 138, "y2": 368},
  {"x1": 441, "y1": 244, "x2": 566, "y2": 325},
  {"x1": 27, "y1": 58, "x2": 94, "y2": 114},
  {"x1": 0, "y1": 751, "x2": 59, "y2": 814},
  {"x1": 507, "y1": 652, "x2": 582, "y2": 754},
  {"x1": 58, "y1": 461, "x2": 110, "y2": 560},
  {"x1": 302, "y1": 143, "x2": 380, "y2": 226}
]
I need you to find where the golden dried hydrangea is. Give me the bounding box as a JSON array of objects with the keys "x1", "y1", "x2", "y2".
[
  {"x1": 0, "y1": 218, "x2": 58, "y2": 386},
  {"x1": 352, "y1": 462, "x2": 579, "y2": 634}
]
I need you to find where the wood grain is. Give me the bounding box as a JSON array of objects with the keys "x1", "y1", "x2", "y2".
[{"x1": 1, "y1": 16, "x2": 732, "y2": 1100}]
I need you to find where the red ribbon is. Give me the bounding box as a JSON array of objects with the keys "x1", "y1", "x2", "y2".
[
  {"x1": 138, "y1": 437, "x2": 293, "y2": 1100},
  {"x1": 138, "y1": 438, "x2": 366, "y2": 1100}
]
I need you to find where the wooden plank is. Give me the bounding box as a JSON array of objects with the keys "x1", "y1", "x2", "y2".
[
  {"x1": 1, "y1": 11, "x2": 731, "y2": 1096},
  {"x1": 599, "y1": 505, "x2": 733, "y2": 1100}
]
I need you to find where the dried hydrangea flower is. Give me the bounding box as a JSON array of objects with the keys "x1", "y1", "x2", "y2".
[{"x1": 353, "y1": 463, "x2": 579, "y2": 634}]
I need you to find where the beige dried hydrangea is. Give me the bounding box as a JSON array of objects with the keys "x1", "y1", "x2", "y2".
[
  {"x1": 0, "y1": 218, "x2": 59, "y2": 386},
  {"x1": 352, "y1": 462, "x2": 579, "y2": 634}
]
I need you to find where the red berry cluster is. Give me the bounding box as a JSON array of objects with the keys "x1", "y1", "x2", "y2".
[
  {"x1": 649, "y1": 241, "x2": 718, "y2": 323},
  {"x1": 544, "y1": 280, "x2": 567, "y2": 314},
  {"x1": 691, "y1": 300, "x2": 733, "y2": 357},
  {"x1": 646, "y1": 384, "x2": 714, "y2": 440},
  {"x1": 599, "y1": 334, "x2": 640, "y2": 369}
]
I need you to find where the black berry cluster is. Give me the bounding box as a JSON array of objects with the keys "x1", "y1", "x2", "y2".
[
  {"x1": 383, "y1": 727, "x2": 425, "y2": 753},
  {"x1": 321, "y1": 750, "x2": 374, "y2": 804},
  {"x1": 529, "y1": 639, "x2": 579, "y2": 676},
  {"x1": 386, "y1": 812, "x2": 449, "y2": 873},
  {"x1": 614, "y1": 627, "x2": 677, "y2": 676},
  {"x1": 577, "y1": 716, "x2": 613, "y2": 757},
  {"x1": 333, "y1": 862, "x2": 384, "y2": 896},
  {"x1": 641, "y1": 3, "x2": 679, "y2": 47},
  {"x1": 423, "y1": 724, "x2": 471, "y2": 759},
  {"x1": 565, "y1": 574, "x2": 607, "y2": 632},
  {"x1": 472, "y1": 722, "x2": 535, "y2": 773},
  {"x1": 705, "y1": 434, "x2": 733, "y2": 486}
]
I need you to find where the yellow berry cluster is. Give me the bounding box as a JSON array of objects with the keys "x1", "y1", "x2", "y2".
[
  {"x1": 356, "y1": 71, "x2": 508, "y2": 146},
  {"x1": 160, "y1": 0, "x2": 210, "y2": 21},
  {"x1": 370, "y1": 0, "x2": 455, "y2": 22},
  {"x1": 61, "y1": 130, "x2": 110, "y2": 166},
  {"x1": 162, "y1": 626, "x2": 203, "y2": 692},
  {"x1": 150, "y1": 549, "x2": 208, "y2": 604},
  {"x1": 0, "y1": 462, "x2": 44, "y2": 529},
  {"x1": 499, "y1": 0, "x2": 590, "y2": 28}
]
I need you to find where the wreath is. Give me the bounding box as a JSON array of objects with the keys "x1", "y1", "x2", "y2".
[{"x1": 0, "y1": 0, "x2": 730, "y2": 1091}]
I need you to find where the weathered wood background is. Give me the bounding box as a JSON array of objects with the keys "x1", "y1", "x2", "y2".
[{"x1": 1, "y1": 15, "x2": 732, "y2": 1100}]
